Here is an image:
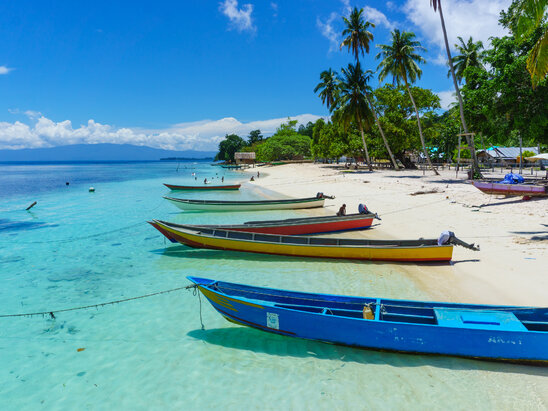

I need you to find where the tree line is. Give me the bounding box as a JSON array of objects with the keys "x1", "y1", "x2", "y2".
[{"x1": 215, "y1": 0, "x2": 546, "y2": 174}]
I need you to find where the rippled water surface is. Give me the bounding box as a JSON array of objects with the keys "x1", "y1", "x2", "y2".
[{"x1": 0, "y1": 161, "x2": 546, "y2": 410}]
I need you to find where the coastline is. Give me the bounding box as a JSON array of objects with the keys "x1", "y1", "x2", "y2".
[{"x1": 244, "y1": 163, "x2": 548, "y2": 306}]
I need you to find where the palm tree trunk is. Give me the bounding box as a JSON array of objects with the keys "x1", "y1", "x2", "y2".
[
  {"x1": 356, "y1": 113, "x2": 372, "y2": 171},
  {"x1": 405, "y1": 82, "x2": 440, "y2": 176},
  {"x1": 437, "y1": 0, "x2": 481, "y2": 178},
  {"x1": 364, "y1": 92, "x2": 399, "y2": 170}
]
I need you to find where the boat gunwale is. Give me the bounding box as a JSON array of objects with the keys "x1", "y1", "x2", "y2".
[
  {"x1": 164, "y1": 183, "x2": 241, "y2": 190},
  {"x1": 163, "y1": 196, "x2": 325, "y2": 205},
  {"x1": 188, "y1": 277, "x2": 547, "y2": 333},
  {"x1": 154, "y1": 213, "x2": 375, "y2": 230}
]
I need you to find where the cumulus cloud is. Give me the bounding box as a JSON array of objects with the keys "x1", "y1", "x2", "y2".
[
  {"x1": 0, "y1": 114, "x2": 324, "y2": 151},
  {"x1": 219, "y1": 0, "x2": 256, "y2": 34},
  {"x1": 404, "y1": 0, "x2": 510, "y2": 57},
  {"x1": 317, "y1": 13, "x2": 340, "y2": 53},
  {"x1": 0, "y1": 66, "x2": 14, "y2": 75},
  {"x1": 437, "y1": 90, "x2": 457, "y2": 110},
  {"x1": 362, "y1": 6, "x2": 395, "y2": 30}
]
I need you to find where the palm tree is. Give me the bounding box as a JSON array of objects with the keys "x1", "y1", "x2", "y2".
[
  {"x1": 449, "y1": 36, "x2": 486, "y2": 83},
  {"x1": 340, "y1": 7, "x2": 375, "y2": 61},
  {"x1": 430, "y1": 0, "x2": 481, "y2": 177},
  {"x1": 334, "y1": 63, "x2": 374, "y2": 171},
  {"x1": 376, "y1": 29, "x2": 439, "y2": 175},
  {"x1": 314, "y1": 68, "x2": 339, "y2": 111},
  {"x1": 340, "y1": 7, "x2": 399, "y2": 170},
  {"x1": 511, "y1": 0, "x2": 548, "y2": 88}
]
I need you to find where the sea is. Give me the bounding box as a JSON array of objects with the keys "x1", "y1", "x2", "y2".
[{"x1": 0, "y1": 161, "x2": 546, "y2": 410}]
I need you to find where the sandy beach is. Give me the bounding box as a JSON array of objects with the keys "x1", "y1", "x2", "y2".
[{"x1": 246, "y1": 163, "x2": 548, "y2": 306}]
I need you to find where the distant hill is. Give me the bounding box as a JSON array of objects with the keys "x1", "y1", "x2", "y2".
[{"x1": 0, "y1": 144, "x2": 216, "y2": 162}]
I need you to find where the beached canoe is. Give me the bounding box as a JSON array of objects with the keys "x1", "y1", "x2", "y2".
[
  {"x1": 150, "y1": 213, "x2": 377, "y2": 239},
  {"x1": 149, "y1": 222, "x2": 477, "y2": 261},
  {"x1": 163, "y1": 196, "x2": 326, "y2": 211},
  {"x1": 472, "y1": 180, "x2": 548, "y2": 197},
  {"x1": 164, "y1": 183, "x2": 241, "y2": 191},
  {"x1": 188, "y1": 277, "x2": 548, "y2": 364}
]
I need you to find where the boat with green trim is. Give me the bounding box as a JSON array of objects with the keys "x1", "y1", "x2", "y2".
[{"x1": 163, "y1": 195, "x2": 327, "y2": 211}]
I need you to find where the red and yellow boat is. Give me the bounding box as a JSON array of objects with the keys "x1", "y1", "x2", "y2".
[
  {"x1": 148, "y1": 221, "x2": 476, "y2": 262},
  {"x1": 150, "y1": 213, "x2": 377, "y2": 237}
]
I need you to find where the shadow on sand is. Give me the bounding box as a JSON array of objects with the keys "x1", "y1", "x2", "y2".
[{"x1": 187, "y1": 327, "x2": 548, "y2": 375}]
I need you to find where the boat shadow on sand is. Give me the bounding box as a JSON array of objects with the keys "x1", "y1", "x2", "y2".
[
  {"x1": 151, "y1": 246, "x2": 459, "y2": 266},
  {"x1": 187, "y1": 327, "x2": 548, "y2": 375}
]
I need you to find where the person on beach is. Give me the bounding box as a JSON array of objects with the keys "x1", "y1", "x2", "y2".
[
  {"x1": 337, "y1": 204, "x2": 346, "y2": 217},
  {"x1": 250, "y1": 176, "x2": 255, "y2": 181},
  {"x1": 257, "y1": 171, "x2": 260, "y2": 178}
]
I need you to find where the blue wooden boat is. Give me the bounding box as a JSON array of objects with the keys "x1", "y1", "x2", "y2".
[{"x1": 188, "y1": 277, "x2": 548, "y2": 364}]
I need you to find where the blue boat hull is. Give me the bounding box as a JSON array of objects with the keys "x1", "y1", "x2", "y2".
[{"x1": 188, "y1": 277, "x2": 548, "y2": 364}]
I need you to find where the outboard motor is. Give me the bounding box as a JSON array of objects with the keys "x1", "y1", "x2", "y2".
[
  {"x1": 358, "y1": 203, "x2": 368, "y2": 214},
  {"x1": 316, "y1": 192, "x2": 324, "y2": 199}
]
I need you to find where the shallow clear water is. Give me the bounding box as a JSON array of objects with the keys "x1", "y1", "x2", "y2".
[{"x1": 0, "y1": 162, "x2": 546, "y2": 410}]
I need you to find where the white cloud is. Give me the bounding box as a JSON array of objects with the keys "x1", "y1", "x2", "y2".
[
  {"x1": 0, "y1": 114, "x2": 324, "y2": 151},
  {"x1": 362, "y1": 6, "x2": 395, "y2": 30},
  {"x1": 437, "y1": 90, "x2": 456, "y2": 110},
  {"x1": 340, "y1": 0, "x2": 351, "y2": 16},
  {"x1": 270, "y1": 2, "x2": 278, "y2": 17},
  {"x1": 404, "y1": 0, "x2": 511, "y2": 52},
  {"x1": 317, "y1": 13, "x2": 340, "y2": 53},
  {"x1": 0, "y1": 66, "x2": 14, "y2": 75},
  {"x1": 219, "y1": 0, "x2": 256, "y2": 34}
]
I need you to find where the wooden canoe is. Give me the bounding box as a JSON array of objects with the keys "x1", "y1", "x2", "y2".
[
  {"x1": 472, "y1": 180, "x2": 548, "y2": 197},
  {"x1": 149, "y1": 221, "x2": 462, "y2": 262},
  {"x1": 164, "y1": 183, "x2": 241, "y2": 191},
  {"x1": 188, "y1": 277, "x2": 548, "y2": 364},
  {"x1": 163, "y1": 196, "x2": 326, "y2": 211},
  {"x1": 150, "y1": 213, "x2": 377, "y2": 238}
]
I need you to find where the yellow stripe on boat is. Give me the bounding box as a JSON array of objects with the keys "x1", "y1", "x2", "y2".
[{"x1": 167, "y1": 225, "x2": 453, "y2": 262}]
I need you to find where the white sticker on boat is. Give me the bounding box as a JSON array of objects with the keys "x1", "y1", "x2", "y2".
[{"x1": 267, "y1": 312, "x2": 279, "y2": 329}]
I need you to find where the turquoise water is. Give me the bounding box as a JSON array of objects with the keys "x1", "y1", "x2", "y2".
[{"x1": 1, "y1": 162, "x2": 546, "y2": 410}]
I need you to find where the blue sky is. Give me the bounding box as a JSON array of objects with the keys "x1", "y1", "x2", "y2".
[{"x1": 0, "y1": 0, "x2": 510, "y2": 151}]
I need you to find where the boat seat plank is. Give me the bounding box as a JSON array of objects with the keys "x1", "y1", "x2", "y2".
[{"x1": 434, "y1": 308, "x2": 528, "y2": 331}]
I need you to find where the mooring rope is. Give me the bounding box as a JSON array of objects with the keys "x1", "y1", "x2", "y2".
[{"x1": 0, "y1": 284, "x2": 197, "y2": 319}]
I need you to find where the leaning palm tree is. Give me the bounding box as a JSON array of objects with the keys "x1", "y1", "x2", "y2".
[
  {"x1": 376, "y1": 29, "x2": 439, "y2": 175},
  {"x1": 334, "y1": 63, "x2": 374, "y2": 171},
  {"x1": 340, "y1": 7, "x2": 399, "y2": 170},
  {"x1": 430, "y1": 0, "x2": 481, "y2": 177},
  {"x1": 449, "y1": 36, "x2": 486, "y2": 83},
  {"x1": 314, "y1": 68, "x2": 339, "y2": 111}
]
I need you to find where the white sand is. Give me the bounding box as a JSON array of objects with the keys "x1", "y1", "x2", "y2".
[{"x1": 245, "y1": 163, "x2": 548, "y2": 306}]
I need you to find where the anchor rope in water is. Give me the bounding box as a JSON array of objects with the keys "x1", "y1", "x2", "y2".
[{"x1": 0, "y1": 284, "x2": 197, "y2": 319}]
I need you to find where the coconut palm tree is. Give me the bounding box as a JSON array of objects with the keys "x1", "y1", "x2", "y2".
[
  {"x1": 430, "y1": 0, "x2": 481, "y2": 177},
  {"x1": 511, "y1": 0, "x2": 548, "y2": 88},
  {"x1": 334, "y1": 63, "x2": 374, "y2": 171},
  {"x1": 341, "y1": 7, "x2": 375, "y2": 61},
  {"x1": 449, "y1": 36, "x2": 486, "y2": 83},
  {"x1": 340, "y1": 7, "x2": 399, "y2": 170},
  {"x1": 314, "y1": 68, "x2": 339, "y2": 111},
  {"x1": 376, "y1": 29, "x2": 440, "y2": 175}
]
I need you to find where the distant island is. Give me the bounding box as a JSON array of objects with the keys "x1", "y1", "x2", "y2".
[{"x1": 0, "y1": 143, "x2": 216, "y2": 162}]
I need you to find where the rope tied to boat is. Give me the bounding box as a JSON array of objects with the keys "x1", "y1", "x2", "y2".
[
  {"x1": 0, "y1": 284, "x2": 198, "y2": 319},
  {"x1": 191, "y1": 285, "x2": 205, "y2": 330}
]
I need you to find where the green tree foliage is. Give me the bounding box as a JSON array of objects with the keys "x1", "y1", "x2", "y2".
[
  {"x1": 247, "y1": 129, "x2": 263, "y2": 145},
  {"x1": 449, "y1": 37, "x2": 486, "y2": 83},
  {"x1": 340, "y1": 7, "x2": 375, "y2": 60},
  {"x1": 376, "y1": 29, "x2": 439, "y2": 174},
  {"x1": 215, "y1": 134, "x2": 245, "y2": 162},
  {"x1": 372, "y1": 84, "x2": 441, "y2": 162},
  {"x1": 255, "y1": 120, "x2": 312, "y2": 161},
  {"x1": 297, "y1": 122, "x2": 315, "y2": 138},
  {"x1": 311, "y1": 119, "x2": 364, "y2": 160},
  {"x1": 501, "y1": 0, "x2": 548, "y2": 87},
  {"x1": 314, "y1": 69, "x2": 339, "y2": 111},
  {"x1": 461, "y1": 34, "x2": 548, "y2": 144}
]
